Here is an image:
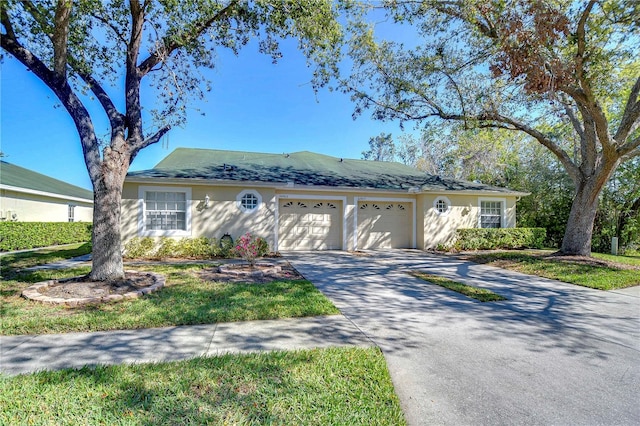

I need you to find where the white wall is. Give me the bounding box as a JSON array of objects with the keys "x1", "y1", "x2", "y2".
[{"x1": 0, "y1": 189, "x2": 93, "y2": 222}]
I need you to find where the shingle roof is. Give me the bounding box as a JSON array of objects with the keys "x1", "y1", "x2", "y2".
[
  {"x1": 0, "y1": 161, "x2": 93, "y2": 201},
  {"x1": 127, "y1": 148, "x2": 521, "y2": 194}
]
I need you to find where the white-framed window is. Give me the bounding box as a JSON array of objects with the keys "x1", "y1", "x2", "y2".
[
  {"x1": 68, "y1": 204, "x2": 75, "y2": 222},
  {"x1": 479, "y1": 198, "x2": 505, "y2": 228},
  {"x1": 236, "y1": 189, "x2": 262, "y2": 214},
  {"x1": 433, "y1": 196, "x2": 451, "y2": 216},
  {"x1": 138, "y1": 186, "x2": 191, "y2": 236}
]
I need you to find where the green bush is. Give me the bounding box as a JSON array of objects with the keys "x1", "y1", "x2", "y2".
[
  {"x1": 155, "y1": 237, "x2": 179, "y2": 260},
  {"x1": 123, "y1": 237, "x2": 223, "y2": 259},
  {"x1": 453, "y1": 228, "x2": 546, "y2": 251},
  {"x1": 0, "y1": 222, "x2": 92, "y2": 251},
  {"x1": 177, "y1": 237, "x2": 214, "y2": 258},
  {"x1": 121, "y1": 235, "x2": 271, "y2": 260},
  {"x1": 123, "y1": 237, "x2": 156, "y2": 259}
]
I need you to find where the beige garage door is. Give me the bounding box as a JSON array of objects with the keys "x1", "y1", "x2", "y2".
[
  {"x1": 278, "y1": 200, "x2": 342, "y2": 250},
  {"x1": 358, "y1": 202, "x2": 412, "y2": 249}
]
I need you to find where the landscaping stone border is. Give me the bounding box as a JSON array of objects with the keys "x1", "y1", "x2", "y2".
[
  {"x1": 217, "y1": 262, "x2": 281, "y2": 277},
  {"x1": 21, "y1": 271, "x2": 165, "y2": 307}
]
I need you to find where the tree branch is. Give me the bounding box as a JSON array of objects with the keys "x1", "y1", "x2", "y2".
[
  {"x1": 561, "y1": 96, "x2": 585, "y2": 144},
  {"x1": 21, "y1": 0, "x2": 51, "y2": 29},
  {"x1": 0, "y1": 32, "x2": 102, "y2": 183},
  {"x1": 137, "y1": 0, "x2": 240, "y2": 76},
  {"x1": 0, "y1": 5, "x2": 16, "y2": 39},
  {"x1": 125, "y1": 0, "x2": 145, "y2": 143},
  {"x1": 344, "y1": 82, "x2": 435, "y2": 121},
  {"x1": 574, "y1": 0, "x2": 596, "y2": 89},
  {"x1": 52, "y1": 0, "x2": 71, "y2": 78},
  {"x1": 619, "y1": 135, "x2": 640, "y2": 160},
  {"x1": 480, "y1": 112, "x2": 580, "y2": 182},
  {"x1": 76, "y1": 70, "x2": 125, "y2": 137},
  {"x1": 573, "y1": 0, "x2": 614, "y2": 156},
  {"x1": 89, "y1": 10, "x2": 128, "y2": 46},
  {"x1": 614, "y1": 76, "x2": 640, "y2": 142},
  {"x1": 129, "y1": 125, "x2": 171, "y2": 161}
]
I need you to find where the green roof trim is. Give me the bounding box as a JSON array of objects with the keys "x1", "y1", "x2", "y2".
[
  {"x1": 127, "y1": 148, "x2": 522, "y2": 194},
  {"x1": 0, "y1": 161, "x2": 93, "y2": 201}
]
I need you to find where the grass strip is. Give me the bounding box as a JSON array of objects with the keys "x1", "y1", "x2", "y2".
[
  {"x1": 0, "y1": 347, "x2": 406, "y2": 426},
  {"x1": 1, "y1": 264, "x2": 339, "y2": 335},
  {"x1": 592, "y1": 252, "x2": 640, "y2": 267},
  {"x1": 410, "y1": 272, "x2": 507, "y2": 302},
  {"x1": 466, "y1": 251, "x2": 639, "y2": 290},
  {"x1": 0, "y1": 242, "x2": 92, "y2": 274}
]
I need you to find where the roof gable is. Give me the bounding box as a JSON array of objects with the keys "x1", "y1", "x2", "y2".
[
  {"x1": 0, "y1": 161, "x2": 93, "y2": 201},
  {"x1": 127, "y1": 148, "x2": 520, "y2": 194}
]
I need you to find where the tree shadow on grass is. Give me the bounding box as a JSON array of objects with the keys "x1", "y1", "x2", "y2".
[
  {"x1": 2, "y1": 348, "x2": 401, "y2": 425},
  {"x1": 1, "y1": 264, "x2": 339, "y2": 336}
]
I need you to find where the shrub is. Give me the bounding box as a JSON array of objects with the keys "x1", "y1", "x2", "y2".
[
  {"x1": 155, "y1": 237, "x2": 179, "y2": 260},
  {"x1": 122, "y1": 235, "x2": 273, "y2": 261},
  {"x1": 177, "y1": 237, "x2": 214, "y2": 258},
  {"x1": 123, "y1": 237, "x2": 156, "y2": 259},
  {"x1": 234, "y1": 233, "x2": 270, "y2": 265},
  {"x1": 123, "y1": 237, "x2": 224, "y2": 260},
  {"x1": 454, "y1": 228, "x2": 546, "y2": 251},
  {"x1": 0, "y1": 222, "x2": 92, "y2": 251}
]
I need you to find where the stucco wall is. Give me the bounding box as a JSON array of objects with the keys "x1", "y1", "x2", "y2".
[
  {"x1": 122, "y1": 183, "x2": 277, "y2": 248},
  {"x1": 122, "y1": 181, "x2": 518, "y2": 251},
  {"x1": 421, "y1": 194, "x2": 517, "y2": 249},
  {"x1": 0, "y1": 189, "x2": 93, "y2": 222}
]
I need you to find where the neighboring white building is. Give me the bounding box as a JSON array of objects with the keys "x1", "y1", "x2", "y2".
[
  {"x1": 123, "y1": 148, "x2": 528, "y2": 251},
  {"x1": 0, "y1": 161, "x2": 93, "y2": 222}
]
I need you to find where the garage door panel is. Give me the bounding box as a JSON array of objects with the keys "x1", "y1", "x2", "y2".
[
  {"x1": 358, "y1": 202, "x2": 411, "y2": 249},
  {"x1": 279, "y1": 199, "x2": 342, "y2": 250}
]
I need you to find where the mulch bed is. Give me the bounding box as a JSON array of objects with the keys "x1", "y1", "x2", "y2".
[
  {"x1": 41, "y1": 273, "x2": 157, "y2": 299},
  {"x1": 198, "y1": 262, "x2": 304, "y2": 283},
  {"x1": 461, "y1": 251, "x2": 639, "y2": 270}
]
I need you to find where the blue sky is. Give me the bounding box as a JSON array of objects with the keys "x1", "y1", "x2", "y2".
[{"x1": 1, "y1": 32, "x2": 411, "y2": 191}]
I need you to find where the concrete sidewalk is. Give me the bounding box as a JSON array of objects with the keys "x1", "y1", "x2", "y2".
[{"x1": 0, "y1": 315, "x2": 373, "y2": 376}]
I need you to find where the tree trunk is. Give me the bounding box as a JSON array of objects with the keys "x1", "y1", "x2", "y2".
[
  {"x1": 89, "y1": 152, "x2": 130, "y2": 281},
  {"x1": 560, "y1": 184, "x2": 599, "y2": 255}
]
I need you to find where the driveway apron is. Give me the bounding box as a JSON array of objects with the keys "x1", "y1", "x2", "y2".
[{"x1": 285, "y1": 250, "x2": 640, "y2": 426}]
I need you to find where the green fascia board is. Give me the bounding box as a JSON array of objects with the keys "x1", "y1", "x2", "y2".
[
  {"x1": 127, "y1": 148, "x2": 521, "y2": 194},
  {"x1": 0, "y1": 161, "x2": 93, "y2": 201}
]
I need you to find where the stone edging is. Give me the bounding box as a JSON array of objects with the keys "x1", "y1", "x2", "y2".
[
  {"x1": 217, "y1": 262, "x2": 282, "y2": 277},
  {"x1": 21, "y1": 271, "x2": 165, "y2": 307}
]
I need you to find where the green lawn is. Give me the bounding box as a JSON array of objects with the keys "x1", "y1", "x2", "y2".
[
  {"x1": 1, "y1": 262, "x2": 339, "y2": 335},
  {"x1": 1, "y1": 247, "x2": 406, "y2": 425},
  {"x1": 0, "y1": 347, "x2": 406, "y2": 425},
  {"x1": 592, "y1": 251, "x2": 640, "y2": 267},
  {"x1": 410, "y1": 272, "x2": 507, "y2": 302},
  {"x1": 465, "y1": 250, "x2": 640, "y2": 290},
  {"x1": 0, "y1": 242, "x2": 92, "y2": 273}
]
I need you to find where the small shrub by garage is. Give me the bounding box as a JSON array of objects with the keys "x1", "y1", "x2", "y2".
[
  {"x1": 454, "y1": 228, "x2": 546, "y2": 251},
  {"x1": 0, "y1": 222, "x2": 92, "y2": 251}
]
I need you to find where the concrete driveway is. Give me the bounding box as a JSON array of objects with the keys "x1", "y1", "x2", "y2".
[{"x1": 285, "y1": 250, "x2": 640, "y2": 426}]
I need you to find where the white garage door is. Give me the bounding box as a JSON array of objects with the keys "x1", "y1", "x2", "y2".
[
  {"x1": 278, "y1": 200, "x2": 342, "y2": 250},
  {"x1": 358, "y1": 201, "x2": 412, "y2": 249}
]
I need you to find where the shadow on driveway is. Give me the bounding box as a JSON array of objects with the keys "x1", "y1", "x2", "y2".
[{"x1": 286, "y1": 250, "x2": 640, "y2": 426}]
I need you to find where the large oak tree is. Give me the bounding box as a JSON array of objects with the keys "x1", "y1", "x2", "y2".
[
  {"x1": 344, "y1": 0, "x2": 639, "y2": 256},
  {"x1": 1, "y1": 0, "x2": 342, "y2": 280}
]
